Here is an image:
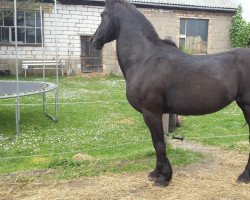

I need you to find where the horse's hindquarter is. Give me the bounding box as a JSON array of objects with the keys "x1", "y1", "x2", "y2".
[
  {"x1": 165, "y1": 50, "x2": 245, "y2": 115},
  {"x1": 233, "y1": 48, "x2": 250, "y2": 101}
]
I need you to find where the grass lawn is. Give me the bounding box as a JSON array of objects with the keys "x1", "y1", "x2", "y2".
[
  {"x1": 0, "y1": 75, "x2": 203, "y2": 180},
  {"x1": 173, "y1": 104, "x2": 249, "y2": 153}
]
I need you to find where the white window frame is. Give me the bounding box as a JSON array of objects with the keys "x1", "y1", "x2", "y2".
[
  {"x1": 179, "y1": 17, "x2": 209, "y2": 54},
  {"x1": 0, "y1": 9, "x2": 43, "y2": 45}
]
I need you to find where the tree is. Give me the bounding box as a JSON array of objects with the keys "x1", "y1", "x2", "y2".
[{"x1": 230, "y1": 5, "x2": 250, "y2": 48}]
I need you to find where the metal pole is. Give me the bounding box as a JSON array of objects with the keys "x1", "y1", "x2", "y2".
[
  {"x1": 44, "y1": 0, "x2": 59, "y2": 122},
  {"x1": 40, "y1": 6, "x2": 45, "y2": 81},
  {"x1": 184, "y1": 19, "x2": 187, "y2": 51},
  {"x1": 43, "y1": 92, "x2": 46, "y2": 114},
  {"x1": 14, "y1": 0, "x2": 20, "y2": 138},
  {"x1": 54, "y1": 0, "x2": 59, "y2": 121},
  {"x1": 40, "y1": 6, "x2": 47, "y2": 114}
]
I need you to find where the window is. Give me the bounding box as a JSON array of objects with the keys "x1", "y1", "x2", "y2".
[
  {"x1": 0, "y1": 9, "x2": 43, "y2": 45},
  {"x1": 179, "y1": 18, "x2": 208, "y2": 54}
]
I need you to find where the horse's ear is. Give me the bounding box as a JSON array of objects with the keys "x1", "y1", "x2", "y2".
[
  {"x1": 105, "y1": 0, "x2": 117, "y2": 5},
  {"x1": 105, "y1": 0, "x2": 112, "y2": 5}
]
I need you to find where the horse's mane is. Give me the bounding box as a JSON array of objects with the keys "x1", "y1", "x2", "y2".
[
  {"x1": 161, "y1": 39, "x2": 178, "y2": 47},
  {"x1": 108, "y1": 0, "x2": 177, "y2": 47}
]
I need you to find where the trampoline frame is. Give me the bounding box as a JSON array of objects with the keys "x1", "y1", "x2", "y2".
[
  {"x1": 1, "y1": 0, "x2": 59, "y2": 139},
  {"x1": 0, "y1": 81, "x2": 57, "y2": 99}
]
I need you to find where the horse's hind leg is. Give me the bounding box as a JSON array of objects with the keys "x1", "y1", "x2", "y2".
[
  {"x1": 236, "y1": 102, "x2": 250, "y2": 183},
  {"x1": 239, "y1": 154, "x2": 250, "y2": 183}
]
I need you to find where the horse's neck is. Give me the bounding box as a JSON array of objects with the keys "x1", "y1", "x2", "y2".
[{"x1": 116, "y1": 19, "x2": 155, "y2": 79}]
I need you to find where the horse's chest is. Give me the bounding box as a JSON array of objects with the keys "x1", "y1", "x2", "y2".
[{"x1": 126, "y1": 87, "x2": 143, "y2": 112}]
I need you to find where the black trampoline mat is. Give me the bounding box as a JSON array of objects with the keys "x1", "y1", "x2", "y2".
[{"x1": 0, "y1": 81, "x2": 57, "y2": 99}]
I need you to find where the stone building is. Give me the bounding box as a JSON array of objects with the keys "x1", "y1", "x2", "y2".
[{"x1": 0, "y1": 0, "x2": 237, "y2": 75}]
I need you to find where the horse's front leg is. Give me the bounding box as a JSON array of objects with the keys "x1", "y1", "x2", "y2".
[
  {"x1": 238, "y1": 154, "x2": 250, "y2": 183},
  {"x1": 143, "y1": 110, "x2": 172, "y2": 186}
]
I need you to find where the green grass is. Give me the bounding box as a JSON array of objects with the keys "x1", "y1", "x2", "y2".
[
  {"x1": 173, "y1": 103, "x2": 249, "y2": 153},
  {"x1": 0, "y1": 75, "x2": 203, "y2": 179}
]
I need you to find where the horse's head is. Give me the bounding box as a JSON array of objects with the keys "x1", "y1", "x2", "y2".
[{"x1": 91, "y1": 0, "x2": 119, "y2": 50}]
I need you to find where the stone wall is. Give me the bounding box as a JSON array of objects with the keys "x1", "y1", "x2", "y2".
[{"x1": 0, "y1": 2, "x2": 234, "y2": 76}]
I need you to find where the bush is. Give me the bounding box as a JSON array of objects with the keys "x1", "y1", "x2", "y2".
[{"x1": 230, "y1": 5, "x2": 250, "y2": 48}]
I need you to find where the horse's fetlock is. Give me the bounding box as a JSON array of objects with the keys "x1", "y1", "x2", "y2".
[
  {"x1": 154, "y1": 175, "x2": 171, "y2": 187},
  {"x1": 163, "y1": 168, "x2": 172, "y2": 178},
  {"x1": 238, "y1": 169, "x2": 250, "y2": 183}
]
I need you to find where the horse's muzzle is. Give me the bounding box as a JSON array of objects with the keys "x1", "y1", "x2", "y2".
[
  {"x1": 91, "y1": 34, "x2": 104, "y2": 50},
  {"x1": 92, "y1": 40, "x2": 104, "y2": 50}
]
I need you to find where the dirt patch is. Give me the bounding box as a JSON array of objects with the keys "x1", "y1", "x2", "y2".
[
  {"x1": 1, "y1": 141, "x2": 250, "y2": 200},
  {"x1": 72, "y1": 153, "x2": 95, "y2": 161}
]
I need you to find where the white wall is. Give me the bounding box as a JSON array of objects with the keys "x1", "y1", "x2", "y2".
[{"x1": 0, "y1": 4, "x2": 102, "y2": 59}]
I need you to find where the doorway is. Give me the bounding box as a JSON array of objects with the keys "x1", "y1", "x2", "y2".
[{"x1": 80, "y1": 36, "x2": 102, "y2": 73}]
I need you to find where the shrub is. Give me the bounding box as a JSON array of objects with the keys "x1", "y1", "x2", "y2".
[{"x1": 230, "y1": 5, "x2": 250, "y2": 48}]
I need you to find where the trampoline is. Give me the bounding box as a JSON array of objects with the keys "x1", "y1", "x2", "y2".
[
  {"x1": 0, "y1": 80, "x2": 58, "y2": 139},
  {"x1": 1, "y1": 0, "x2": 60, "y2": 139},
  {"x1": 0, "y1": 81, "x2": 57, "y2": 99}
]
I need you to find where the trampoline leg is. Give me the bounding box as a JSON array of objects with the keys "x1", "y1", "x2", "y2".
[
  {"x1": 44, "y1": 87, "x2": 58, "y2": 122},
  {"x1": 43, "y1": 92, "x2": 47, "y2": 114},
  {"x1": 55, "y1": 86, "x2": 59, "y2": 121},
  {"x1": 15, "y1": 97, "x2": 20, "y2": 138}
]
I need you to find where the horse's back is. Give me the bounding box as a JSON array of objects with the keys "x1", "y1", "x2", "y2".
[{"x1": 173, "y1": 48, "x2": 250, "y2": 114}]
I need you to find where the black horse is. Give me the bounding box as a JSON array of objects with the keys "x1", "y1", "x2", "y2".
[{"x1": 91, "y1": 0, "x2": 250, "y2": 186}]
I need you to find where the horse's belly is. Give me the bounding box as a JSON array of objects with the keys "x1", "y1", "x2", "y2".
[
  {"x1": 173, "y1": 104, "x2": 229, "y2": 115},
  {"x1": 168, "y1": 93, "x2": 233, "y2": 116}
]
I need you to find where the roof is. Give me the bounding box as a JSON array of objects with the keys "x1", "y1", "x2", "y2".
[
  {"x1": 131, "y1": 0, "x2": 238, "y2": 10},
  {"x1": 58, "y1": 0, "x2": 238, "y2": 12}
]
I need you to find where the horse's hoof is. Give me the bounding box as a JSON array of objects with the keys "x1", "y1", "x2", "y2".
[
  {"x1": 148, "y1": 170, "x2": 160, "y2": 182},
  {"x1": 237, "y1": 171, "x2": 250, "y2": 183},
  {"x1": 153, "y1": 176, "x2": 170, "y2": 187}
]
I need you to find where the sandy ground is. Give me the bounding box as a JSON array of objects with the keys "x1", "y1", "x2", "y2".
[{"x1": 1, "y1": 141, "x2": 250, "y2": 200}]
